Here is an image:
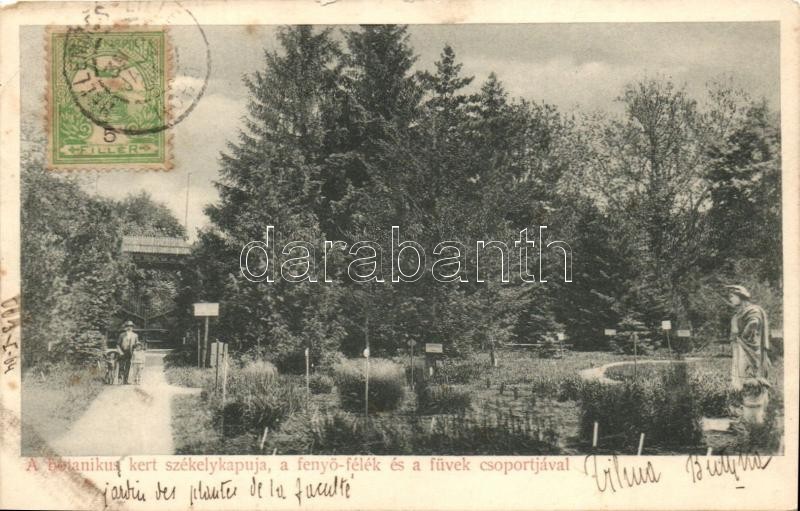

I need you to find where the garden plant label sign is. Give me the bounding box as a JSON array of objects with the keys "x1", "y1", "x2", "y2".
[
  {"x1": 1, "y1": 1, "x2": 798, "y2": 511},
  {"x1": 193, "y1": 302, "x2": 219, "y2": 317}
]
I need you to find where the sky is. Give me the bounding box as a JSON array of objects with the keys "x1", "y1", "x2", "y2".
[{"x1": 22, "y1": 23, "x2": 780, "y2": 240}]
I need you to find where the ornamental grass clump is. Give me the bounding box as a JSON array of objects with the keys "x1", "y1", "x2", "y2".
[
  {"x1": 438, "y1": 358, "x2": 486, "y2": 384},
  {"x1": 305, "y1": 412, "x2": 412, "y2": 454},
  {"x1": 217, "y1": 360, "x2": 303, "y2": 433},
  {"x1": 333, "y1": 358, "x2": 405, "y2": 413},
  {"x1": 415, "y1": 382, "x2": 472, "y2": 414},
  {"x1": 411, "y1": 413, "x2": 560, "y2": 455}
]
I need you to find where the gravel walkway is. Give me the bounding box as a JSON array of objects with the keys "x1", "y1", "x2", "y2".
[{"x1": 50, "y1": 351, "x2": 199, "y2": 456}]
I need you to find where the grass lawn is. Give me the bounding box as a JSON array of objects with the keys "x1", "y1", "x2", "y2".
[{"x1": 21, "y1": 363, "x2": 107, "y2": 455}]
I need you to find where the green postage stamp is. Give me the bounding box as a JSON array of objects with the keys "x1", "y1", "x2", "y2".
[{"x1": 47, "y1": 28, "x2": 172, "y2": 170}]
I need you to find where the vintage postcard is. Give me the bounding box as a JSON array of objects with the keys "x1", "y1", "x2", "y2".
[{"x1": 1, "y1": 0, "x2": 798, "y2": 510}]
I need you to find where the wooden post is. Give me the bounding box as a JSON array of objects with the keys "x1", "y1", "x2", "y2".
[
  {"x1": 410, "y1": 341, "x2": 415, "y2": 390},
  {"x1": 214, "y1": 339, "x2": 221, "y2": 393},
  {"x1": 364, "y1": 313, "x2": 370, "y2": 418},
  {"x1": 592, "y1": 421, "x2": 598, "y2": 448},
  {"x1": 665, "y1": 329, "x2": 672, "y2": 357},
  {"x1": 203, "y1": 316, "x2": 209, "y2": 368},
  {"x1": 197, "y1": 327, "x2": 201, "y2": 368},
  {"x1": 219, "y1": 346, "x2": 226, "y2": 433},
  {"x1": 305, "y1": 347, "x2": 310, "y2": 400},
  {"x1": 633, "y1": 333, "x2": 638, "y2": 379},
  {"x1": 364, "y1": 353, "x2": 370, "y2": 418},
  {"x1": 222, "y1": 350, "x2": 228, "y2": 407},
  {"x1": 259, "y1": 427, "x2": 269, "y2": 451},
  {"x1": 637, "y1": 433, "x2": 645, "y2": 455}
]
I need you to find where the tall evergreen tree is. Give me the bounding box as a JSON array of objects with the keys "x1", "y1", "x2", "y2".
[
  {"x1": 201, "y1": 26, "x2": 347, "y2": 370},
  {"x1": 705, "y1": 101, "x2": 781, "y2": 284}
]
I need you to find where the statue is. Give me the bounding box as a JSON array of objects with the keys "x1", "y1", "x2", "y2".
[{"x1": 725, "y1": 285, "x2": 771, "y2": 424}]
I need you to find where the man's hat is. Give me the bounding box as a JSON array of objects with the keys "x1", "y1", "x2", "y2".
[
  {"x1": 123, "y1": 320, "x2": 135, "y2": 327},
  {"x1": 724, "y1": 285, "x2": 751, "y2": 300}
]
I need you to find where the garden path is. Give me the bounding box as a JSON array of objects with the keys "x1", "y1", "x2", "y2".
[
  {"x1": 50, "y1": 351, "x2": 200, "y2": 456},
  {"x1": 577, "y1": 357, "x2": 702, "y2": 385}
]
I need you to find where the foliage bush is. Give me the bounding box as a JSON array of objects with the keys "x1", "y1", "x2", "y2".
[
  {"x1": 55, "y1": 330, "x2": 106, "y2": 366},
  {"x1": 163, "y1": 344, "x2": 198, "y2": 368},
  {"x1": 308, "y1": 373, "x2": 334, "y2": 394},
  {"x1": 272, "y1": 347, "x2": 346, "y2": 375},
  {"x1": 333, "y1": 358, "x2": 405, "y2": 413},
  {"x1": 578, "y1": 364, "x2": 704, "y2": 451},
  {"x1": 728, "y1": 396, "x2": 783, "y2": 453}
]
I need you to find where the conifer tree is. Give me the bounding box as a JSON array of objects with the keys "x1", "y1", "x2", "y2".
[{"x1": 201, "y1": 26, "x2": 347, "y2": 370}]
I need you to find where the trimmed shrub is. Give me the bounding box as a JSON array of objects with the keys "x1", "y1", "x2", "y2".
[
  {"x1": 333, "y1": 358, "x2": 405, "y2": 413},
  {"x1": 578, "y1": 364, "x2": 704, "y2": 451},
  {"x1": 690, "y1": 375, "x2": 739, "y2": 417},
  {"x1": 308, "y1": 373, "x2": 334, "y2": 394}
]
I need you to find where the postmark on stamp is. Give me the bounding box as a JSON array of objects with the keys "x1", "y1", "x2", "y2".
[{"x1": 47, "y1": 27, "x2": 172, "y2": 170}]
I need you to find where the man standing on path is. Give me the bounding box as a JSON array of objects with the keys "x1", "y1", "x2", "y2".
[
  {"x1": 726, "y1": 285, "x2": 771, "y2": 424},
  {"x1": 117, "y1": 320, "x2": 139, "y2": 384}
]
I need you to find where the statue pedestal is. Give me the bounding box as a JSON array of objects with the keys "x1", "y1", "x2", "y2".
[{"x1": 742, "y1": 389, "x2": 769, "y2": 424}]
